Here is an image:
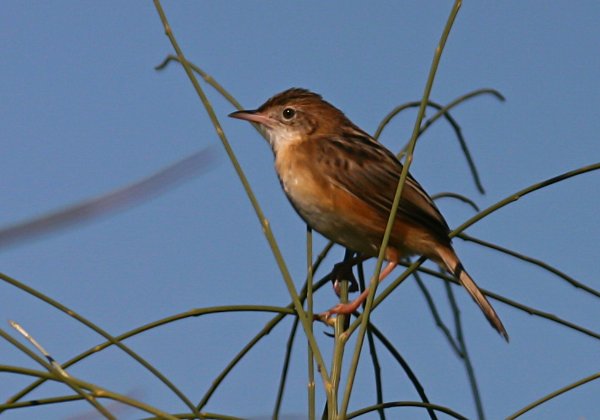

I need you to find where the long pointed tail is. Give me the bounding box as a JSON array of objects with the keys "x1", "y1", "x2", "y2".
[{"x1": 437, "y1": 247, "x2": 509, "y2": 341}]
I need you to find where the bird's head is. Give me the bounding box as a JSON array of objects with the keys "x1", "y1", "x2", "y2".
[{"x1": 229, "y1": 88, "x2": 351, "y2": 153}]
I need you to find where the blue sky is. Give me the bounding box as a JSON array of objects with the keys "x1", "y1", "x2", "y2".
[{"x1": 1, "y1": 2, "x2": 598, "y2": 419}]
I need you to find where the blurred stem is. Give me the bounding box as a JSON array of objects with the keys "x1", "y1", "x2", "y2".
[
  {"x1": 0, "y1": 150, "x2": 215, "y2": 250},
  {"x1": 506, "y1": 372, "x2": 600, "y2": 419},
  {"x1": 152, "y1": 0, "x2": 331, "y2": 394},
  {"x1": 340, "y1": 1, "x2": 462, "y2": 416}
]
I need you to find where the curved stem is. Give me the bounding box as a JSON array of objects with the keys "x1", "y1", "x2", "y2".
[
  {"x1": 0, "y1": 366, "x2": 178, "y2": 419},
  {"x1": 346, "y1": 401, "x2": 467, "y2": 419},
  {"x1": 0, "y1": 272, "x2": 198, "y2": 414},
  {"x1": 506, "y1": 372, "x2": 600, "y2": 419}
]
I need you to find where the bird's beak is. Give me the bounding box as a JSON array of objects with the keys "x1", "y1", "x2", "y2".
[{"x1": 228, "y1": 110, "x2": 274, "y2": 128}]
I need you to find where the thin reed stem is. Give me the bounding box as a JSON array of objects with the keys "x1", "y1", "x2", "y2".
[
  {"x1": 152, "y1": 1, "x2": 332, "y2": 398},
  {"x1": 506, "y1": 372, "x2": 600, "y2": 419},
  {"x1": 340, "y1": 2, "x2": 463, "y2": 416}
]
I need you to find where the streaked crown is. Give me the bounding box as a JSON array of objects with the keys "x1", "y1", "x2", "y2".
[{"x1": 230, "y1": 88, "x2": 371, "y2": 153}]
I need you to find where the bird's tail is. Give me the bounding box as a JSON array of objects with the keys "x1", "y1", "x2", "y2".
[{"x1": 437, "y1": 247, "x2": 509, "y2": 341}]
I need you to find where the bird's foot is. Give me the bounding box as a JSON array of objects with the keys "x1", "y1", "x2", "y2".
[{"x1": 331, "y1": 261, "x2": 359, "y2": 295}]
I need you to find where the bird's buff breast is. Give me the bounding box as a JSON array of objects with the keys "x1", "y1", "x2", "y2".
[{"x1": 275, "y1": 153, "x2": 380, "y2": 256}]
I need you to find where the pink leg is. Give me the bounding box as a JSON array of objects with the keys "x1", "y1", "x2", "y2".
[{"x1": 322, "y1": 261, "x2": 397, "y2": 317}]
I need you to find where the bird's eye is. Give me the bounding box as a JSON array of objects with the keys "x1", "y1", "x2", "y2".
[{"x1": 282, "y1": 108, "x2": 296, "y2": 120}]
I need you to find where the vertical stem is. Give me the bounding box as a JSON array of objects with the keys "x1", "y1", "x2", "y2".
[
  {"x1": 306, "y1": 226, "x2": 316, "y2": 420},
  {"x1": 330, "y1": 280, "x2": 349, "y2": 419},
  {"x1": 340, "y1": 1, "x2": 463, "y2": 416}
]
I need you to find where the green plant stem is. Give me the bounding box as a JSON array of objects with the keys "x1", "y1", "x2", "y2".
[
  {"x1": 306, "y1": 227, "x2": 316, "y2": 420},
  {"x1": 330, "y1": 281, "x2": 350, "y2": 417},
  {"x1": 4, "y1": 395, "x2": 244, "y2": 420},
  {"x1": 0, "y1": 366, "x2": 178, "y2": 419},
  {"x1": 339, "y1": 1, "x2": 462, "y2": 416},
  {"x1": 156, "y1": 53, "x2": 353, "y2": 360},
  {"x1": 0, "y1": 394, "x2": 82, "y2": 410},
  {"x1": 358, "y1": 263, "x2": 388, "y2": 420},
  {"x1": 506, "y1": 372, "x2": 600, "y2": 419},
  {"x1": 194, "y1": 308, "x2": 294, "y2": 410},
  {"x1": 0, "y1": 328, "x2": 115, "y2": 419},
  {"x1": 152, "y1": 0, "x2": 331, "y2": 395},
  {"x1": 152, "y1": 64, "x2": 525, "y2": 420},
  {"x1": 156, "y1": 55, "x2": 245, "y2": 113},
  {"x1": 201, "y1": 245, "x2": 333, "y2": 410},
  {"x1": 0, "y1": 272, "x2": 197, "y2": 415}
]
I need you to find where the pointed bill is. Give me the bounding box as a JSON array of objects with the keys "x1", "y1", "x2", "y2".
[{"x1": 228, "y1": 110, "x2": 275, "y2": 128}]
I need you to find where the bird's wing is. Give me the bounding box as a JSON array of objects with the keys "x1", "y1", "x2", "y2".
[{"x1": 316, "y1": 132, "x2": 451, "y2": 244}]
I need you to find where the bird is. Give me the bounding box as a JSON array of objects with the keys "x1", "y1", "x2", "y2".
[{"x1": 229, "y1": 88, "x2": 508, "y2": 340}]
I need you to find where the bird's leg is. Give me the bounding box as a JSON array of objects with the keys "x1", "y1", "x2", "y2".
[
  {"x1": 323, "y1": 261, "x2": 397, "y2": 317},
  {"x1": 331, "y1": 249, "x2": 365, "y2": 294}
]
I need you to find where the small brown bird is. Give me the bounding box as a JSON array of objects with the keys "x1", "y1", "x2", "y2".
[{"x1": 230, "y1": 88, "x2": 508, "y2": 340}]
